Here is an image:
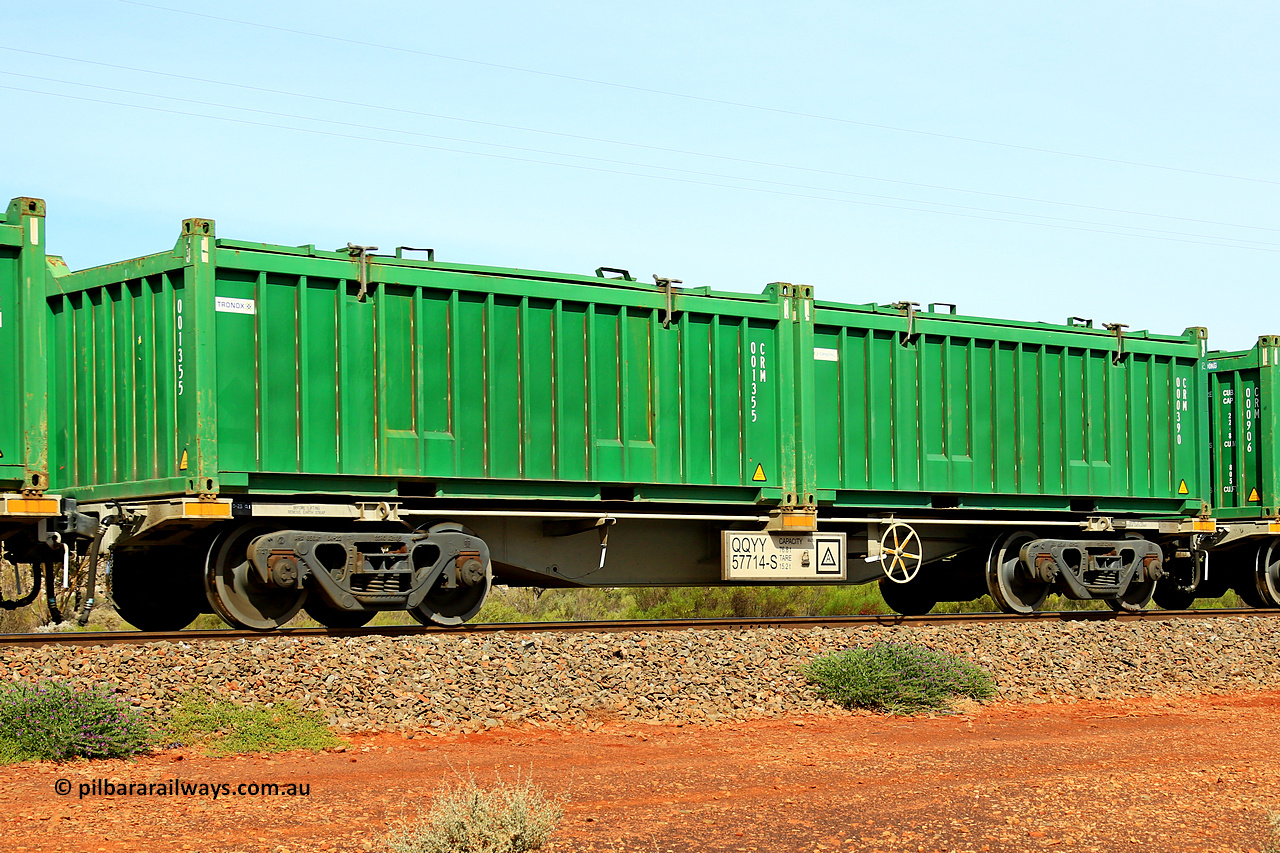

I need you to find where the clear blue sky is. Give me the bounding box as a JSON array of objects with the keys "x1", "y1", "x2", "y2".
[{"x1": 5, "y1": 0, "x2": 1276, "y2": 350}]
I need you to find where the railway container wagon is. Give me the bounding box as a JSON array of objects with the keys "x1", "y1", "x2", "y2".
[{"x1": 30, "y1": 199, "x2": 1224, "y2": 628}]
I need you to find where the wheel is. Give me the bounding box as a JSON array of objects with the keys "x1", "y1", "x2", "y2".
[
  {"x1": 1152, "y1": 554, "x2": 1198, "y2": 611},
  {"x1": 877, "y1": 578, "x2": 937, "y2": 615},
  {"x1": 1152, "y1": 580, "x2": 1196, "y2": 611},
  {"x1": 409, "y1": 563, "x2": 492, "y2": 626},
  {"x1": 1197, "y1": 572, "x2": 1232, "y2": 600},
  {"x1": 304, "y1": 598, "x2": 376, "y2": 629},
  {"x1": 1106, "y1": 579, "x2": 1155, "y2": 612},
  {"x1": 1236, "y1": 583, "x2": 1267, "y2": 608},
  {"x1": 205, "y1": 525, "x2": 306, "y2": 631},
  {"x1": 1203, "y1": 548, "x2": 1249, "y2": 600},
  {"x1": 1254, "y1": 540, "x2": 1280, "y2": 608},
  {"x1": 110, "y1": 549, "x2": 204, "y2": 631},
  {"x1": 879, "y1": 522, "x2": 923, "y2": 584},
  {"x1": 985, "y1": 530, "x2": 1049, "y2": 614}
]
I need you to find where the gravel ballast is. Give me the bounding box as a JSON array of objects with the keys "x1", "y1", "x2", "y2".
[{"x1": 5, "y1": 617, "x2": 1279, "y2": 732}]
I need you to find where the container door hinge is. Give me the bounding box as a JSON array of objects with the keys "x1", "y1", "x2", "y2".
[
  {"x1": 653, "y1": 275, "x2": 682, "y2": 328},
  {"x1": 344, "y1": 243, "x2": 379, "y2": 301},
  {"x1": 892, "y1": 301, "x2": 920, "y2": 346},
  {"x1": 1104, "y1": 322, "x2": 1128, "y2": 364}
]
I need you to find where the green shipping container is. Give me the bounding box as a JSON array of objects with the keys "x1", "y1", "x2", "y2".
[
  {"x1": 1205, "y1": 337, "x2": 1280, "y2": 519},
  {"x1": 47, "y1": 219, "x2": 806, "y2": 505},
  {"x1": 0, "y1": 198, "x2": 48, "y2": 492},
  {"x1": 40, "y1": 209, "x2": 1214, "y2": 521},
  {"x1": 808, "y1": 302, "x2": 1210, "y2": 515}
]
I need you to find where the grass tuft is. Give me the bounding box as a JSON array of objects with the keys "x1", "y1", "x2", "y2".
[
  {"x1": 1263, "y1": 810, "x2": 1280, "y2": 853},
  {"x1": 0, "y1": 680, "x2": 152, "y2": 762},
  {"x1": 164, "y1": 693, "x2": 343, "y2": 755},
  {"x1": 385, "y1": 773, "x2": 564, "y2": 853},
  {"x1": 805, "y1": 641, "x2": 996, "y2": 715}
]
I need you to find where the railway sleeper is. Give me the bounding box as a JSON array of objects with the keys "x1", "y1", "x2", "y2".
[{"x1": 1023, "y1": 538, "x2": 1163, "y2": 600}]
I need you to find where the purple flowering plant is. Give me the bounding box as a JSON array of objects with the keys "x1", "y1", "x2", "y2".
[{"x1": 0, "y1": 680, "x2": 152, "y2": 762}]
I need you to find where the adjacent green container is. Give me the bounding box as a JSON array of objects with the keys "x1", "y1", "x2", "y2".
[
  {"x1": 46, "y1": 219, "x2": 803, "y2": 505},
  {"x1": 0, "y1": 198, "x2": 48, "y2": 492},
  {"x1": 1205, "y1": 337, "x2": 1280, "y2": 519},
  {"x1": 809, "y1": 302, "x2": 1210, "y2": 514}
]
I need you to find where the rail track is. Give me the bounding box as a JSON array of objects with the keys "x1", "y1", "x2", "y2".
[{"x1": 3, "y1": 607, "x2": 1278, "y2": 648}]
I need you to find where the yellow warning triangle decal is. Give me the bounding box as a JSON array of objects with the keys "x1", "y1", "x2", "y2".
[
  {"x1": 179, "y1": 449, "x2": 188, "y2": 471},
  {"x1": 1249, "y1": 487, "x2": 1261, "y2": 502},
  {"x1": 1177, "y1": 480, "x2": 1188, "y2": 495},
  {"x1": 751, "y1": 463, "x2": 767, "y2": 482}
]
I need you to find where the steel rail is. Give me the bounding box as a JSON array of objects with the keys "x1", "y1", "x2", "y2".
[{"x1": 3, "y1": 608, "x2": 1277, "y2": 648}]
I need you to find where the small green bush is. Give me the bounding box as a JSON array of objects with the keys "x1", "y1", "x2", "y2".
[
  {"x1": 805, "y1": 642, "x2": 996, "y2": 715},
  {"x1": 164, "y1": 693, "x2": 342, "y2": 755},
  {"x1": 0, "y1": 680, "x2": 152, "y2": 761},
  {"x1": 385, "y1": 775, "x2": 564, "y2": 853}
]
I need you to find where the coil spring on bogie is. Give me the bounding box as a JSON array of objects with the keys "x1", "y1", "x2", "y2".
[
  {"x1": 351, "y1": 573, "x2": 411, "y2": 594},
  {"x1": 1085, "y1": 569, "x2": 1121, "y2": 585}
]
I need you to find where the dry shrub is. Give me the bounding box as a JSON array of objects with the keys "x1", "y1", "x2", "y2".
[{"x1": 385, "y1": 774, "x2": 563, "y2": 853}]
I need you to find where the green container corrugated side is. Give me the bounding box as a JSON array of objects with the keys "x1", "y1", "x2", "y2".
[
  {"x1": 806, "y1": 302, "x2": 1210, "y2": 514},
  {"x1": 1205, "y1": 337, "x2": 1280, "y2": 519},
  {"x1": 0, "y1": 198, "x2": 48, "y2": 492},
  {"x1": 46, "y1": 219, "x2": 804, "y2": 504}
]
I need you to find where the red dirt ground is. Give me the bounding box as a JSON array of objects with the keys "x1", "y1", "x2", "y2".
[{"x1": 2, "y1": 692, "x2": 1278, "y2": 853}]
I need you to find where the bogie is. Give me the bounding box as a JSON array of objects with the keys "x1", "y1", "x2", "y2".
[
  {"x1": 112, "y1": 548, "x2": 206, "y2": 632},
  {"x1": 194, "y1": 521, "x2": 494, "y2": 630}
]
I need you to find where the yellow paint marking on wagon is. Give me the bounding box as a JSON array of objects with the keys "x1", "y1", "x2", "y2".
[
  {"x1": 1178, "y1": 480, "x2": 1189, "y2": 495},
  {"x1": 179, "y1": 449, "x2": 188, "y2": 470},
  {"x1": 6, "y1": 499, "x2": 58, "y2": 515},
  {"x1": 183, "y1": 502, "x2": 231, "y2": 517},
  {"x1": 1249, "y1": 487, "x2": 1261, "y2": 502},
  {"x1": 1192, "y1": 520, "x2": 1216, "y2": 532},
  {"x1": 752, "y1": 463, "x2": 767, "y2": 482}
]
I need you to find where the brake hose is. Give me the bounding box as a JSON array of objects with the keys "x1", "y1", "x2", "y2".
[{"x1": 0, "y1": 562, "x2": 40, "y2": 610}]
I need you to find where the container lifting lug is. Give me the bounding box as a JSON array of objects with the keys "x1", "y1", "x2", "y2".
[
  {"x1": 653, "y1": 275, "x2": 682, "y2": 329},
  {"x1": 344, "y1": 243, "x2": 379, "y2": 301},
  {"x1": 596, "y1": 267, "x2": 635, "y2": 281},
  {"x1": 1104, "y1": 322, "x2": 1128, "y2": 364},
  {"x1": 891, "y1": 301, "x2": 920, "y2": 346}
]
